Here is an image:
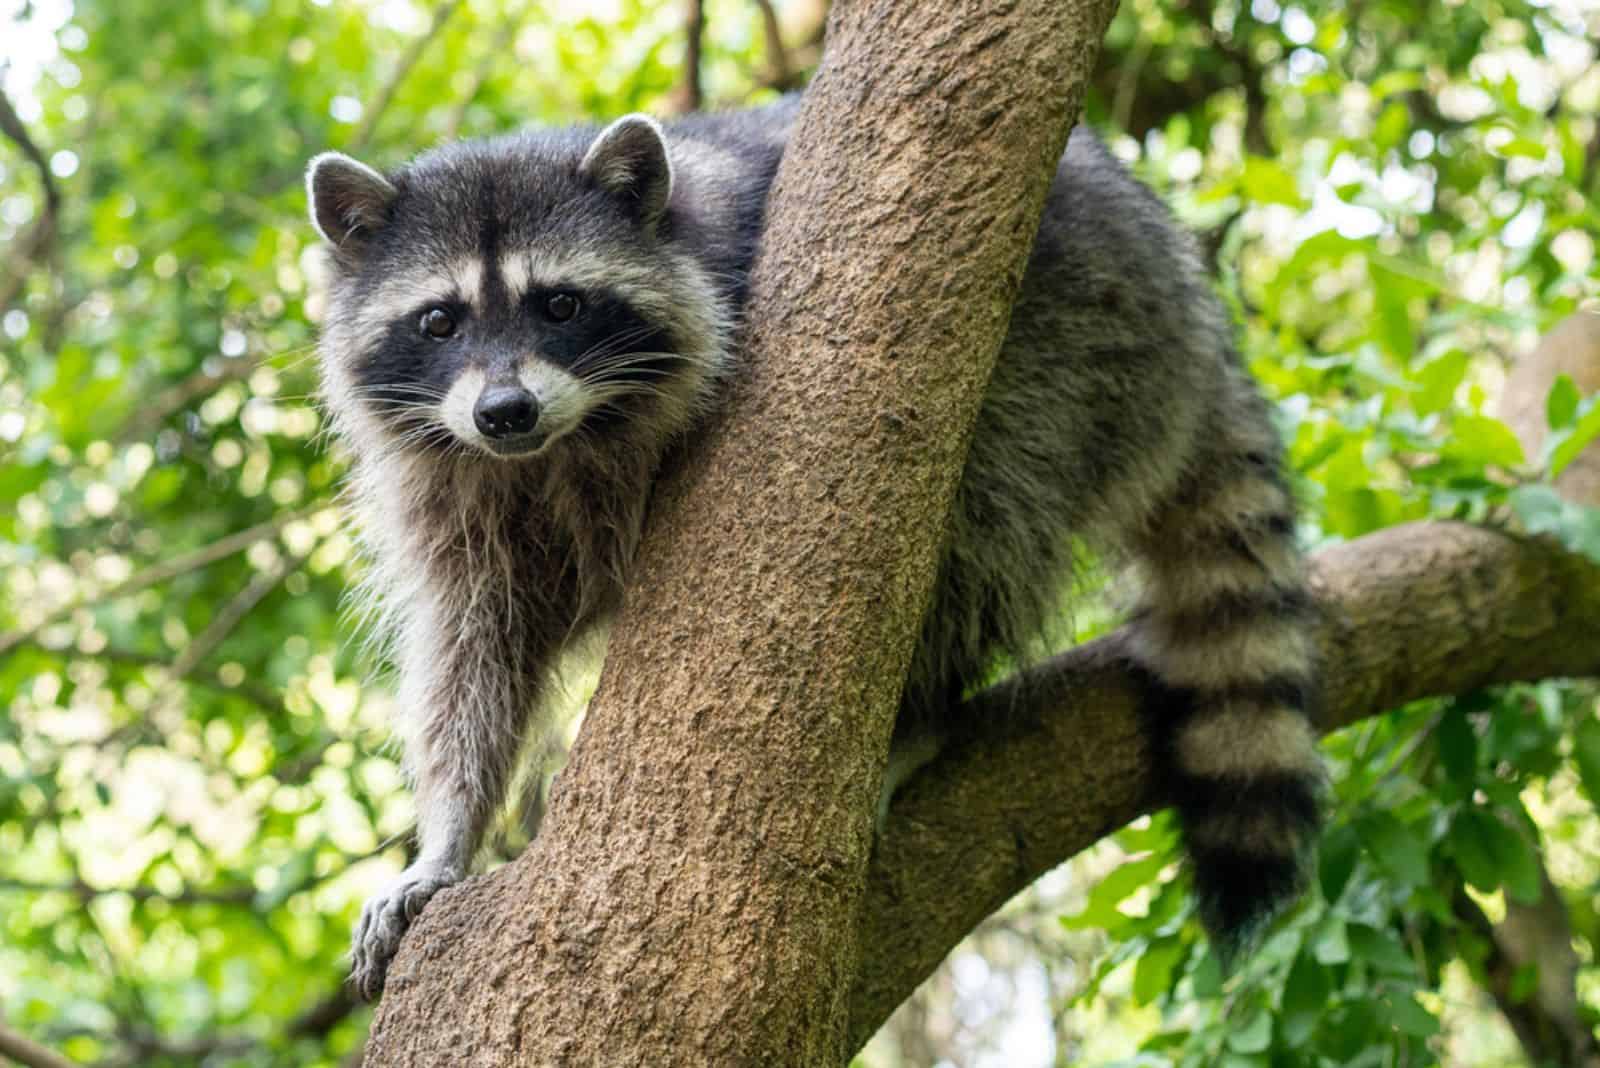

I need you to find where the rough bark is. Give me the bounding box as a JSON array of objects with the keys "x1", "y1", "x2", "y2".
[
  {"x1": 362, "y1": 1, "x2": 1116, "y2": 1064},
  {"x1": 848, "y1": 518, "x2": 1600, "y2": 1046}
]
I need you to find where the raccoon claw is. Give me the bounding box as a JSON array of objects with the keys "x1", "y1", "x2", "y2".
[{"x1": 349, "y1": 862, "x2": 462, "y2": 1001}]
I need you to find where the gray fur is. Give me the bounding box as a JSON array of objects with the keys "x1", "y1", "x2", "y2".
[{"x1": 309, "y1": 94, "x2": 1323, "y2": 999}]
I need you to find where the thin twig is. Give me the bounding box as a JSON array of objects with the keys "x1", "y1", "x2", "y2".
[
  {"x1": 752, "y1": 0, "x2": 796, "y2": 91},
  {"x1": 0, "y1": 85, "x2": 63, "y2": 311},
  {"x1": 169, "y1": 547, "x2": 311, "y2": 680},
  {"x1": 0, "y1": 1022, "x2": 80, "y2": 1068},
  {"x1": 0, "y1": 877, "x2": 254, "y2": 908},
  {"x1": 442, "y1": 8, "x2": 530, "y2": 140},
  {"x1": 113, "y1": 351, "x2": 265, "y2": 445},
  {"x1": 0, "y1": 501, "x2": 331, "y2": 657},
  {"x1": 0, "y1": 844, "x2": 382, "y2": 911},
  {"x1": 675, "y1": 0, "x2": 705, "y2": 114},
  {"x1": 88, "y1": 644, "x2": 288, "y2": 717},
  {"x1": 348, "y1": 0, "x2": 466, "y2": 151}
]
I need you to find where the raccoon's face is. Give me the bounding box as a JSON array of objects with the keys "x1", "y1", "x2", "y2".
[{"x1": 307, "y1": 116, "x2": 722, "y2": 461}]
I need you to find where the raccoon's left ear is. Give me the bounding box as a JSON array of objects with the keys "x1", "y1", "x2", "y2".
[{"x1": 580, "y1": 115, "x2": 673, "y2": 229}]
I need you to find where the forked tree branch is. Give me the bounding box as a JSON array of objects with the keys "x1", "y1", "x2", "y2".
[{"x1": 849, "y1": 518, "x2": 1600, "y2": 1046}]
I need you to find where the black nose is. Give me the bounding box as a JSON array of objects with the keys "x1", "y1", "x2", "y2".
[{"x1": 473, "y1": 387, "x2": 539, "y2": 439}]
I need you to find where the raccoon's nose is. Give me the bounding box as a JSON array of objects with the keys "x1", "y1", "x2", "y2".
[{"x1": 473, "y1": 387, "x2": 540, "y2": 439}]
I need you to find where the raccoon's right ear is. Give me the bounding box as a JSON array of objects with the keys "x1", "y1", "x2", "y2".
[
  {"x1": 306, "y1": 152, "x2": 398, "y2": 257},
  {"x1": 580, "y1": 115, "x2": 673, "y2": 230}
]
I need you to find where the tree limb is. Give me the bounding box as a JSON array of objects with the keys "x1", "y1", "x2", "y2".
[
  {"x1": 0, "y1": 1022, "x2": 79, "y2": 1068},
  {"x1": 0, "y1": 501, "x2": 329, "y2": 657},
  {"x1": 1454, "y1": 872, "x2": 1600, "y2": 1068},
  {"x1": 671, "y1": 0, "x2": 706, "y2": 114},
  {"x1": 87, "y1": 984, "x2": 359, "y2": 1068},
  {"x1": 347, "y1": 0, "x2": 464, "y2": 152},
  {"x1": 168, "y1": 546, "x2": 310, "y2": 680},
  {"x1": 0, "y1": 85, "x2": 62, "y2": 312},
  {"x1": 752, "y1": 0, "x2": 798, "y2": 91},
  {"x1": 441, "y1": 9, "x2": 529, "y2": 141}
]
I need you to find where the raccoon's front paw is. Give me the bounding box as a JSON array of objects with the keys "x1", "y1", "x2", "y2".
[{"x1": 349, "y1": 861, "x2": 462, "y2": 1001}]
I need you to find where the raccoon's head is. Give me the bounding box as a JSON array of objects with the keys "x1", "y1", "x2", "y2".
[{"x1": 306, "y1": 115, "x2": 728, "y2": 462}]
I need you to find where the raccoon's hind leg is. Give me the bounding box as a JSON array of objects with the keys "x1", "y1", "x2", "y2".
[{"x1": 1124, "y1": 394, "x2": 1325, "y2": 960}]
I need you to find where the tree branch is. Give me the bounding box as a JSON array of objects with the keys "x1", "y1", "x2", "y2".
[
  {"x1": 752, "y1": 0, "x2": 797, "y2": 91},
  {"x1": 441, "y1": 9, "x2": 529, "y2": 141},
  {"x1": 0, "y1": 501, "x2": 329, "y2": 657},
  {"x1": 112, "y1": 350, "x2": 265, "y2": 445},
  {"x1": 0, "y1": 876, "x2": 253, "y2": 908},
  {"x1": 1454, "y1": 871, "x2": 1600, "y2": 1068},
  {"x1": 849, "y1": 520, "x2": 1600, "y2": 1048},
  {"x1": 0, "y1": 85, "x2": 63, "y2": 312},
  {"x1": 88, "y1": 985, "x2": 359, "y2": 1068},
  {"x1": 0, "y1": 1022, "x2": 79, "y2": 1068},
  {"x1": 168, "y1": 546, "x2": 310, "y2": 680},
  {"x1": 674, "y1": 0, "x2": 705, "y2": 114},
  {"x1": 347, "y1": 0, "x2": 464, "y2": 152}
]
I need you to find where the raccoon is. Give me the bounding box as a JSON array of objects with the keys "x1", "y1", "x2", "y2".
[{"x1": 307, "y1": 95, "x2": 1324, "y2": 1001}]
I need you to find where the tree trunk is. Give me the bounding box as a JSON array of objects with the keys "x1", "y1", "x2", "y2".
[{"x1": 362, "y1": 1, "x2": 1117, "y2": 1063}]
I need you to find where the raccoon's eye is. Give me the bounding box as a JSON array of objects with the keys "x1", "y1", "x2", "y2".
[
  {"x1": 544, "y1": 293, "x2": 580, "y2": 323},
  {"x1": 419, "y1": 307, "x2": 456, "y2": 339}
]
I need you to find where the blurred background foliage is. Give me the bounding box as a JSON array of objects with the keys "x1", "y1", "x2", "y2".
[{"x1": 0, "y1": 0, "x2": 1598, "y2": 1065}]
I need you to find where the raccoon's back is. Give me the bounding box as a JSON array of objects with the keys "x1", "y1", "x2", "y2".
[{"x1": 904, "y1": 129, "x2": 1245, "y2": 716}]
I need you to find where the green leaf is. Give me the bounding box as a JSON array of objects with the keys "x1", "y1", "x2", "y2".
[
  {"x1": 1359, "y1": 813, "x2": 1430, "y2": 888},
  {"x1": 1371, "y1": 70, "x2": 1423, "y2": 99},
  {"x1": 1132, "y1": 936, "x2": 1187, "y2": 1006},
  {"x1": 1496, "y1": 137, "x2": 1548, "y2": 159},
  {"x1": 1381, "y1": 992, "x2": 1440, "y2": 1037},
  {"x1": 1370, "y1": 263, "x2": 1418, "y2": 362},
  {"x1": 1546, "y1": 374, "x2": 1580, "y2": 430},
  {"x1": 1375, "y1": 102, "x2": 1409, "y2": 152},
  {"x1": 1280, "y1": 950, "x2": 1331, "y2": 1046},
  {"x1": 1318, "y1": 823, "x2": 1361, "y2": 903},
  {"x1": 1547, "y1": 401, "x2": 1600, "y2": 479},
  {"x1": 1189, "y1": 949, "x2": 1223, "y2": 999},
  {"x1": 1348, "y1": 924, "x2": 1415, "y2": 976},
  {"x1": 1509, "y1": 484, "x2": 1567, "y2": 536},
  {"x1": 1412, "y1": 349, "x2": 1469, "y2": 415},
  {"x1": 1482, "y1": 815, "x2": 1542, "y2": 906},
  {"x1": 1572, "y1": 718, "x2": 1600, "y2": 810},
  {"x1": 1242, "y1": 157, "x2": 1303, "y2": 207},
  {"x1": 1442, "y1": 414, "x2": 1525, "y2": 469},
  {"x1": 1061, "y1": 851, "x2": 1169, "y2": 931},
  {"x1": 1312, "y1": 916, "x2": 1350, "y2": 965},
  {"x1": 1436, "y1": 706, "x2": 1478, "y2": 784},
  {"x1": 1449, "y1": 809, "x2": 1503, "y2": 893},
  {"x1": 1226, "y1": 1004, "x2": 1272, "y2": 1054}
]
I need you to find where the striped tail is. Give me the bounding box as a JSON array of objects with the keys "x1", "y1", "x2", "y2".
[{"x1": 1127, "y1": 430, "x2": 1325, "y2": 961}]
